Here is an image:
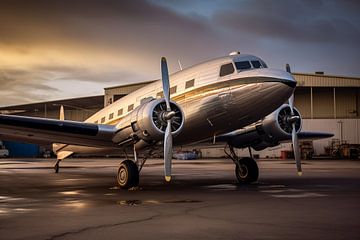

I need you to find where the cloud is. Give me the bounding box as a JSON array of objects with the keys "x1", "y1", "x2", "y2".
[
  {"x1": 213, "y1": 0, "x2": 360, "y2": 45},
  {"x1": 0, "y1": 0, "x2": 359, "y2": 106}
]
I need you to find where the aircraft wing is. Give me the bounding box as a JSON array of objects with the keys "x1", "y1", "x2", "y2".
[
  {"x1": 0, "y1": 114, "x2": 119, "y2": 148},
  {"x1": 296, "y1": 131, "x2": 334, "y2": 141}
]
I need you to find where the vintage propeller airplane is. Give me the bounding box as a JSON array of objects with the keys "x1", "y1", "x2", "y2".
[{"x1": 0, "y1": 52, "x2": 332, "y2": 189}]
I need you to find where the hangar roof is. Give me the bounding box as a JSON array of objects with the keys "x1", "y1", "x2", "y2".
[
  {"x1": 104, "y1": 80, "x2": 156, "y2": 90},
  {"x1": 0, "y1": 95, "x2": 104, "y2": 115},
  {"x1": 293, "y1": 73, "x2": 360, "y2": 87}
]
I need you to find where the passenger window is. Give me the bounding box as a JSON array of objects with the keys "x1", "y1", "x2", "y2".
[
  {"x1": 101, "y1": 117, "x2": 105, "y2": 123},
  {"x1": 95, "y1": 120, "x2": 98, "y2": 124},
  {"x1": 219, "y1": 63, "x2": 235, "y2": 77},
  {"x1": 128, "y1": 104, "x2": 134, "y2": 112},
  {"x1": 185, "y1": 79, "x2": 195, "y2": 89},
  {"x1": 118, "y1": 108, "x2": 123, "y2": 116},
  {"x1": 109, "y1": 113, "x2": 114, "y2": 120},
  {"x1": 251, "y1": 61, "x2": 262, "y2": 69},
  {"x1": 170, "y1": 86, "x2": 177, "y2": 95},
  {"x1": 235, "y1": 61, "x2": 252, "y2": 70}
]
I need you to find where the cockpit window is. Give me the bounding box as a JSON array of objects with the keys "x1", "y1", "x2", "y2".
[
  {"x1": 219, "y1": 63, "x2": 235, "y2": 77},
  {"x1": 235, "y1": 61, "x2": 251, "y2": 70},
  {"x1": 251, "y1": 60, "x2": 262, "y2": 68},
  {"x1": 260, "y1": 60, "x2": 268, "y2": 68}
]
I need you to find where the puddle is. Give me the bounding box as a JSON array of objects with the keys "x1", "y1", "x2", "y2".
[
  {"x1": 117, "y1": 200, "x2": 143, "y2": 206},
  {"x1": 258, "y1": 184, "x2": 286, "y2": 189},
  {"x1": 117, "y1": 199, "x2": 202, "y2": 206},
  {"x1": 109, "y1": 186, "x2": 142, "y2": 191},
  {"x1": 60, "y1": 200, "x2": 88, "y2": 209},
  {"x1": 0, "y1": 208, "x2": 9, "y2": 214},
  {"x1": 164, "y1": 199, "x2": 202, "y2": 203},
  {"x1": 59, "y1": 191, "x2": 81, "y2": 196},
  {"x1": 261, "y1": 188, "x2": 303, "y2": 194},
  {"x1": 270, "y1": 192, "x2": 328, "y2": 198},
  {"x1": 204, "y1": 184, "x2": 238, "y2": 191}
]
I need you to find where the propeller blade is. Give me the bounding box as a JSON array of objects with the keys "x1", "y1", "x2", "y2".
[
  {"x1": 286, "y1": 63, "x2": 295, "y2": 115},
  {"x1": 164, "y1": 119, "x2": 173, "y2": 181},
  {"x1": 161, "y1": 57, "x2": 171, "y2": 111},
  {"x1": 286, "y1": 63, "x2": 301, "y2": 175},
  {"x1": 292, "y1": 122, "x2": 302, "y2": 176},
  {"x1": 289, "y1": 94, "x2": 295, "y2": 115},
  {"x1": 161, "y1": 57, "x2": 173, "y2": 182}
]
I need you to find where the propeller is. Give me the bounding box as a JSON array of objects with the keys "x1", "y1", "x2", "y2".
[
  {"x1": 286, "y1": 63, "x2": 302, "y2": 176},
  {"x1": 161, "y1": 57, "x2": 176, "y2": 182}
]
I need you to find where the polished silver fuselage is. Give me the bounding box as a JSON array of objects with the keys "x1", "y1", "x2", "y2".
[{"x1": 57, "y1": 54, "x2": 296, "y2": 155}]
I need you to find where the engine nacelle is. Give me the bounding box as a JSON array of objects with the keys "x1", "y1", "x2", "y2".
[
  {"x1": 112, "y1": 98, "x2": 184, "y2": 147},
  {"x1": 227, "y1": 104, "x2": 302, "y2": 151}
]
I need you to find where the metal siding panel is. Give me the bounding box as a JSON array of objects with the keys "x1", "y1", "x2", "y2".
[
  {"x1": 336, "y1": 88, "x2": 357, "y2": 118},
  {"x1": 313, "y1": 87, "x2": 334, "y2": 118},
  {"x1": 294, "y1": 88, "x2": 311, "y2": 118}
]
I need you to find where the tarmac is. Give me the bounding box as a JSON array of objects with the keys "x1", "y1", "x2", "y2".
[{"x1": 0, "y1": 158, "x2": 359, "y2": 240}]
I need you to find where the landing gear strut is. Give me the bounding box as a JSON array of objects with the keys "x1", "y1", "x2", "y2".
[
  {"x1": 54, "y1": 159, "x2": 61, "y2": 173},
  {"x1": 225, "y1": 145, "x2": 259, "y2": 184}
]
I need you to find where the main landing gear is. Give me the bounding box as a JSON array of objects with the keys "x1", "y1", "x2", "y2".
[
  {"x1": 117, "y1": 160, "x2": 139, "y2": 189},
  {"x1": 225, "y1": 145, "x2": 259, "y2": 184},
  {"x1": 117, "y1": 146, "x2": 147, "y2": 189}
]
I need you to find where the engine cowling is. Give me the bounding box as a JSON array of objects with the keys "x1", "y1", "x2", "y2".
[
  {"x1": 227, "y1": 104, "x2": 302, "y2": 151},
  {"x1": 112, "y1": 98, "x2": 184, "y2": 147}
]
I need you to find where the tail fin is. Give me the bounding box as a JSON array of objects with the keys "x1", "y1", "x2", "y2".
[{"x1": 59, "y1": 105, "x2": 65, "y2": 120}]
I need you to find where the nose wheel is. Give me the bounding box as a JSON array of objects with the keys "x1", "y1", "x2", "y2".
[{"x1": 117, "y1": 160, "x2": 139, "y2": 189}]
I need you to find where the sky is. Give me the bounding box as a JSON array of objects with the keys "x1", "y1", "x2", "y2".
[{"x1": 0, "y1": 0, "x2": 359, "y2": 107}]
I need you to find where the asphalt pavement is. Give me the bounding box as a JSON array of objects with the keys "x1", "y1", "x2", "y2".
[{"x1": 0, "y1": 158, "x2": 359, "y2": 240}]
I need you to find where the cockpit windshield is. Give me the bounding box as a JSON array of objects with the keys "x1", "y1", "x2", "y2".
[
  {"x1": 235, "y1": 61, "x2": 251, "y2": 70},
  {"x1": 234, "y1": 60, "x2": 267, "y2": 71}
]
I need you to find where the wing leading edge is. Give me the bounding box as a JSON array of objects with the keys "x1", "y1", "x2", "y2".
[{"x1": 0, "y1": 114, "x2": 119, "y2": 148}]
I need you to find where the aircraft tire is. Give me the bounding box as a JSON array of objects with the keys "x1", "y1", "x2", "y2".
[
  {"x1": 235, "y1": 157, "x2": 259, "y2": 184},
  {"x1": 117, "y1": 160, "x2": 139, "y2": 189}
]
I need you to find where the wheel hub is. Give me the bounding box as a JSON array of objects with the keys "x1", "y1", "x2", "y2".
[
  {"x1": 118, "y1": 167, "x2": 127, "y2": 184},
  {"x1": 238, "y1": 164, "x2": 249, "y2": 178}
]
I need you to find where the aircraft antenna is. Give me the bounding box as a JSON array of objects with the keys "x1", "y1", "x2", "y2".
[{"x1": 177, "y1": 60, "x2": 183, "y2": 71}]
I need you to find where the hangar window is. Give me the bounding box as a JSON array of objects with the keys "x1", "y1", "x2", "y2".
[
  {"x1": 235, "y1": 61, "x2": 251, "y2": 70},
  {"x1": 109, "y1": 113, "x2": 114, "y2": 120},
  {"x1": 170, "y1": 86, "x2": 177, "y2": 95},
  {"x1": 251, "y1": 60, "x2": 262, "y2": 69},
  {"x1": 118, "y1": 108, "x2": 123, "y2": 116},
  {"x1": 157, "y1": 91, "x2": 164, "y2": 98},
  {"x1": 128, "y1": 104, "x2": 134, "y2": 112},
  {"x1": 101, "y1": 117, "x2": 105, "y2": 123},
  {"x1": 219, "y1": 63, "x2": 235, "y2": 77},
  {"x1": 185, "y1": 79, "x2": 195, "y2": 89}
]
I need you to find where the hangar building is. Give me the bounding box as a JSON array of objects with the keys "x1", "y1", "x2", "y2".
[{"x1": 1, "y1": 72, "x2": 359, "y2": 158}]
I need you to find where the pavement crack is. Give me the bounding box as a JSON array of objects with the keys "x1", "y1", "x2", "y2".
[{"x1": 44, "y1": 215, "x2": 159, "y2": 240}]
